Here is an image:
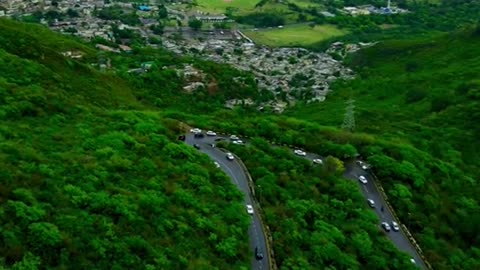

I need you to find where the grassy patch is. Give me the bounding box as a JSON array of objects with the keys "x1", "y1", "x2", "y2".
[
  {"x1": 194, "y1": 0, "x2": 260, "y2": 14},
  {"x1": 244, "y1": 24, "x2": 348, "y2": 47}
]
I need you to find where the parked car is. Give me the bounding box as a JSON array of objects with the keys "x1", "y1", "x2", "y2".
[
  {"x1": 381, "y1": 222, "x2": 391, "y2": 232},
  {"x1": 391, "y1": 221, "x2": 400, "y2": 231},
  {"x1": 206, "y1": 131, "x2": 217, "y2": 136},
  {"x1": 255, "y1": 247, "x2": 264, "y2": 260},
  {"x1": 214, "y1": 161, "x2": 220, "y2": 168},
  {"x1": 367, "y1": 199, "x2": 375, "y2": 208},
  {"x1": 246, "y1": 204, "x2": 254, "y2": 215},
  {"x1": 194, "y1": 133, "x2": 204, "y2": 138},
  {"x1": 313, "y1": 158, "x2": 323, "y2": 165},
  {"x1": 358, "y1": 175, "x2": 368, "y2": 184},
  {"x1": 190, "y1": 128, "x2": 201, "y2": 133},
  {"x1": 410, "y1": 258, "x2": 416, "y2": 264},
  {"x1": 226, "y1": 153, "x2": 234, "y2": 160},
  {"x1": 294, "y1": 149, "x2": 307, "y2": 156},
  {"x1": 193, "y1": 144, "x2": 200, "y2": 149},
  {"x1": 177, "y1": 135, "x2": 185, "y2": 141},
  {"x1": 230, "y1": 135, "x2": 239, "y2": 140},
  {"x1": 232, "y1": 140, "x2": 244, "y2": 145}
]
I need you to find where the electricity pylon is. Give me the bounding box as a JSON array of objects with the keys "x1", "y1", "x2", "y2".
[{"x1": 341, "y1": 99, "x2": 355, "y2": 132}]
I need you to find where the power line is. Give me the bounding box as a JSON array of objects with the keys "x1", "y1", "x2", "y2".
[{"x1": 341, "y1": 99, "x2": 355, "y2": 132}]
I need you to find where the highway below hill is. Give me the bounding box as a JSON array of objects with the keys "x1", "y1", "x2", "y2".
[
  {"x1": 185, "y1": 133, "x2": 270, "y2": 270},
  {"x1": 184, "y1": 131, "x2": 427, "y2": 270}
]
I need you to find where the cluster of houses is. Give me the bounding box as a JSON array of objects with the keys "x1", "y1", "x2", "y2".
[
  {"x1": 0, "y1": 0, "x2": 108, "y2": 17},
  {"x1": 163, "y1": 34, "x2": 355, "y2": 112},
  {"x1": 342, "y1": 2, "x2": 409, "y2": 16}
]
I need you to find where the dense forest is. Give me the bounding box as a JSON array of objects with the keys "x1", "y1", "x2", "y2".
[
  {"x1": 286, "y1": 27, "x2": 480, "y2": 269},
  {"x1": 222, "y1": 139, "x2": 418, "y2": 270},
  {"x1": 0, "y1": 19, "x2": 251, "y2": 269}
]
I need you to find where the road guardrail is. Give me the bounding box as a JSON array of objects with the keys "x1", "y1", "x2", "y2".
[
  {"x1": 226, "y1": 149, "x2": 278, "y2": 270},
  {"x1": 369, "y1": 171, "x2": 433, "y2": 270}
]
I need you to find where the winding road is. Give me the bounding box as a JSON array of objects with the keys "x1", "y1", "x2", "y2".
[
  {"x1": 185, "y1": 131, "x2": 427, "y2": 270},
  {"x1": 185, "y1": 133, "x2": 269, "y2": 270}
]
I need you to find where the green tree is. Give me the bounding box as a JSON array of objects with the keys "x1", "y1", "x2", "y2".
[{"x1": 188, "y1": 19, "x2": 202, "y2": 31}]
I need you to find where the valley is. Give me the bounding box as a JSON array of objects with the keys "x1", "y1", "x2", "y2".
[{"x1": 0, "y1": 0, "x2": 479, "y2": 270}]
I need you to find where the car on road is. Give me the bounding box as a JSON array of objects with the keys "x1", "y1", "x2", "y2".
[
  {"x1": 214, "y1": 161, "x2": 220, "y2": 168},
  {"x1": 410, "y1": 258, "x2": 416, "y2": 264},
  {"x1": 193, "y1": 144, "x2": 200, "y2": 149},
  {"x1": 230, "y1": 135, "x2": 239, "y2": 140},
  {"x1": 255, "y1": 247, "x2": 264, "y2": 260},
  {"x1": 190, "y1": 128, "x2": 201, "y2": 133},
  {"x1": 391, "y1": 221, "x2": 400, "y2": 231},
  {"x1": 232, "y1": 140, "x2": 244, "y2": 145},
  {"x1": 358, "y1": 175, "x2": 368, "y2": 184},
  {"x1": 294, "y1": 149, "x2": 307, "y2": 156},
  {"x1": 356, "y1": 160, "x2": 370, "y2": 170},
  {"x1": 206, "y1": 131, "x2": 217, "y2": 136},
  {"x1": 246, "y1": 204, "x2": 254, "y2": 215},
  {"x1": 226, "y1": 152, "x2": 234, "y2": 160},
  {"x1": 313, "y1": 158, "x2": 323, "y2": 165},
  {"x1": 214, "y1": 138, "x2": 225, "y2": 142},
  {"x1": 381, "y1": 222, "x2": 391, "y2": 232},
  {"x1": 367, "y1": 199, "x2": 375, "y2": 208}
]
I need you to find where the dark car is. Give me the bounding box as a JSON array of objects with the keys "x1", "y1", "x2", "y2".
[
  {"x1": 194, "y1": 133, "x2": 204, "y2": 138},
  {"x1": 193, "y1": 144, "x2": 200, "y2": 149},
  {"x1": 177, "y1": 135, "x2": 185, "y2": 141},
  {"x1": 255, "y1": 247, "x2": 264, "y2": 260}
]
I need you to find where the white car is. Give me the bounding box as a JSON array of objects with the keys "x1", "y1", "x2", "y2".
[
  {"x1": 190, "y1": 128, "x2": 201, "y2": 134},
  {"x1": 381, "y1": 222, "x2": 391, "y2": 232},
  {"x1": 357, "y1": 160, "x2": 370, "y2": 170},
  {"x1": 232, "y1": 140, "x2": 244, "y2": 145},
  {"x1": 294, "y1": 149, "x2": 307, "y2": 156},
  {"x1": 206, "y1": 131, "x2": 217, "y2": 136},
  {"x1": 226, "y1": 153, "x2": 234, "y2": 160},
  {"x1": 313, "y1": 158, "x2": 323, "y2": 165},
  {"x1": 367, "y1": 199, "x2": 375, "y2": 208},
  {"x1": 410, "y1": 258, "x2": 416, "y2": 264},
  {"x1": 358, "y1": 175, "x2": 368, "y2": 184},
  {"x1": 230, "y1": 135, "x2": 239, "y2": 140},
  {"x1": 214, "y1": 161, "x2": 220, "y2": 168},
  {"x1": 246, "y1": 204, "x2": 254, "y2": 215},
  {"x1": 391, "y1": 221, "x2": 400, "y2": 231}
]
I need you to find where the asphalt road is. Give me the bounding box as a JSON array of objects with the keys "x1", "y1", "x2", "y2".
[
  {"x1": 185, "y1": 133, "x2": 269, "y2": 270},
  {"x1": 184, "y1": 132, "x2": 426, "y2": 270}
]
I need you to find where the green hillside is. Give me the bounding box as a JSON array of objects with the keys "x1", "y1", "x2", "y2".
[
  {"x1": 0, "y1": 19, "x2": 251, "y2": 269},
  {"x1": 287, "y1": 27, "x2": 480, "y2": 269},
  {"x1": 2, "y1": 15, "x2": 480, "y2": 270}
]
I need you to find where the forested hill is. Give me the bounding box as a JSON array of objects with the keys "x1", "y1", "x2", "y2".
[
  {"x1": 288, "y1": 26, "x2": 480, "y2": 269},
  {"x1": 0, "y1": 19, "x2": 251, "y2": 269}
]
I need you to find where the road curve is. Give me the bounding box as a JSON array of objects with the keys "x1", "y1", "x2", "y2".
[
  {"x1": 185, "y1": 132, "x2": 427, "y2": 270},
  {"x1": 185, "y1": 133, "x2": 270, "y2": 270}
]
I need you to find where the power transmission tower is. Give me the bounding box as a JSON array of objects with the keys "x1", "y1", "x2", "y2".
[{"x1": 341, "y1": 99, "x2": 356, "y2": 132}]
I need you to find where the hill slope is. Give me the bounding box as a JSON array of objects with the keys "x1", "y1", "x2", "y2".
[
  {"x1": 287, "y1": 27, "x2": 480, "y2": 269},
  {"x1": 0, "y1": 19, "x2": 251, "y2": 270}
]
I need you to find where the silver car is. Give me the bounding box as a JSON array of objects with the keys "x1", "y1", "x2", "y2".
[{"x1": 358, "y1": 175, "x2": 368, "y2": 184}]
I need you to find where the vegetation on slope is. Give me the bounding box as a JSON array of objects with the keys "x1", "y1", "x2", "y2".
[
  {"x1": 224, "y1": 139, "x2": 418, "y2": 270},
  {"x1": 286, "y1": 28, "x2": 480, "y2": 269},
  {"x1": 0, "y1": 19, "x2": 250, "y2": 270}
]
